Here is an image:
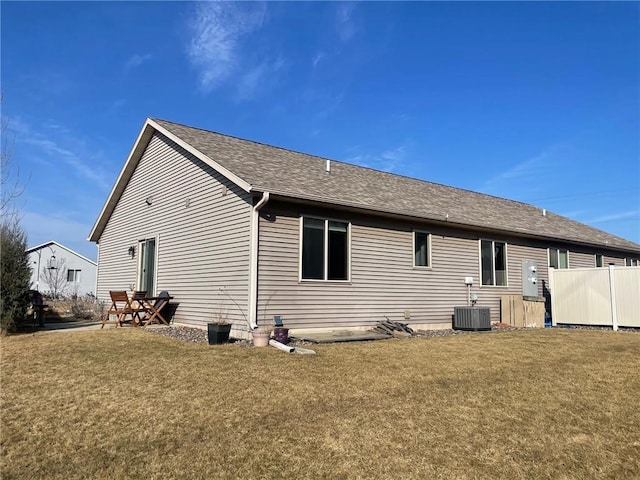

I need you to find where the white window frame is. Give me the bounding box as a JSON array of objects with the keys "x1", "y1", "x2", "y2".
[
  {"x1": 625, "y1": 258, "x2": 639, "y2": 266},
  {"x1": 136, "y1": 235, "x2": 159, "y2": 294},
  {"x1": 413, "y1": 230, "x2": 432, "y2": 268},
  {"x1": 67, "y1": 269, "x2": 81, "y2": 282},
  {"x1": 299, "y1": 216, "x2": 351, "y2": 282},
  {"x1": 548, "y1": 248, "x2": 570, "y2": 269},
  {"x1": 479, "y1": 239, "x2": 508, "y2": 287},
  {"x1": 595, "y1": 254, "x2": 604, "y2": 268}
]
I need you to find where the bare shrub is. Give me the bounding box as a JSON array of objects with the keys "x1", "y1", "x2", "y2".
[{"x1": 69, "y1": 296, "x2": 106, "y2": 322}]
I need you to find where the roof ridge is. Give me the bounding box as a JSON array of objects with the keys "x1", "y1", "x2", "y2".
[{"x1": 152, "y1": 118, "x2": 543, "y2": 213}]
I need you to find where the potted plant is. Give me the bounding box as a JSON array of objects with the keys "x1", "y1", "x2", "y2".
[
  {"x1": 252, "y1": 325, "x2": 271, "y2": 347},
  {"x1": 207, "y1": 317, "x2": 231, "y2": 345}
]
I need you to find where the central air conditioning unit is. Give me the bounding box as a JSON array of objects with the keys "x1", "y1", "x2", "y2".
[{"x1": 453, "y1": 307, "x2": 491, "y2": 331}]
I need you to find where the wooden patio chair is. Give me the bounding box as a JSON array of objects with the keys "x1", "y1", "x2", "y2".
[
  {"x1": 130, "y1": 290, "x2": 147, "y2": 326},
  {"x1": 102, "y1": 291, "x2": 138, "y2": 328},
  {"x1": 140, "y1": 291, "x2": 173, "y2": 327}
]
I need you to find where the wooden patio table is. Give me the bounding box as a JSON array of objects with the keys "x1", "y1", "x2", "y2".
[{"x1": 136, "y1": 295, "x2": 174, "y2": 327}]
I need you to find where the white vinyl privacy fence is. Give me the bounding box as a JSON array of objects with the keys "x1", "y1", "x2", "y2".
[{"x1": 549, "y1": 266, "x2": 640, "y2": 329}]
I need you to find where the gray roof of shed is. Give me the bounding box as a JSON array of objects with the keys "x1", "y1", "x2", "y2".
[
  {"x1": 89, "y1": 117, "x2": 640, "y2": 253},
  {"x1": 152, "y1": 119, "x2": 639, "y2": 253}
]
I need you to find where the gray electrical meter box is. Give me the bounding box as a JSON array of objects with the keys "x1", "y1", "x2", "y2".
[{"x1": 522, "y1": 260, "x2": 538, "y2": 297}]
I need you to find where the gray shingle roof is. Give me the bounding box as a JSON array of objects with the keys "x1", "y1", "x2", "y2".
[{"x1": 148, "y1": 119, "x2": 639, "y2": 253}]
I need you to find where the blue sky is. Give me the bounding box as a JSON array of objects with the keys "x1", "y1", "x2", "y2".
[{"x1": 2, "y1": 1, "x2": 639, "y2": 261}]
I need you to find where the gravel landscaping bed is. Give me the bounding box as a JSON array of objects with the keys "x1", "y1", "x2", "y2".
[
  {"x1": 145, "y1": 323, "x2": 636, "y2": 345},
  {"x1": 145, "y1": 324, "x2": 523, "y2": 345}
]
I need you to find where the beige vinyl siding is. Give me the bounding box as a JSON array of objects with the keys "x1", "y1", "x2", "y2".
[
  {"x1": 568, "y1": 250, "x2": 597, "y2": 269},
  {"x1": 257, "y1": 203, "x2": 552, "y2": 328},
  {"x1": 96, "y1": 132, "x2": 252, "y2": 328},
  {"x1": 604, "y1": 256, "x2": 626, "y2": 267}
]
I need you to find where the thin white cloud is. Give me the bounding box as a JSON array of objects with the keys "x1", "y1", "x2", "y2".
[
  {"x1": 586, "y1": 210, "x2": 639, "y2": 224},
  {"x1": 380, "y1": 146, "x2": 406, "y2": 172},
  {"x1": 483, "y1": 153, "x2": 549, "y2": 189},
  {"x1": 346, "y1": 144, "x2": 408, "y2": 173},
  {"x1": 336, "y1": 3, "x2": 357, "y2": 42},
  {"x1": 9, "y1": 118, "x2": 110, "y2": 188},
  {"x1": 235, "y1": 57, "x2": 286, "y2": 101},
  {"x1": 186, "y1": 2, "x2": 266, "y2": 92},
  {"x1": 125, "y1": 53, "x2": 152, "y2": 70},
  {"x1": 312, "y1": 51, "x2": 326, "y2": 69},
  {"x1": 480, "y1": 144, "x2": 566, "y2": 197},
  {"x1": 557, "y1": 209, "x2": 588, "y2": 220},
  {"x1": 24, "y1": 137, "x2": 75, "y2": 158}
]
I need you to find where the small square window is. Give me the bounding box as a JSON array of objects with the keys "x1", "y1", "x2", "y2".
[{"x1": 67, "y1": 269, "x2": 81, "y2": 282}]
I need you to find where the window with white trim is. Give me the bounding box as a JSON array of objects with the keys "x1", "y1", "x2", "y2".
[
  {"x1": 480, "y1": 240, "x2": 507, "y2": 286},
  {"x1": 595, "y1": 254, "x2": 604, "y2": 268},
  {"x1": 549, "y1": 248, "x2": 569, "y2": 269},
  {"x1": 301, "y1": 217, "x2": 349, "y2": 281},
  {"x1": 413, "y1": 231, "x2": 431, "y2": 267},
  {"x1": 67, "y1": 269, "x2": 81, "y2": 282},
  {"x1": 625, "y1": 258, "x2": 639, "y2": 266}
]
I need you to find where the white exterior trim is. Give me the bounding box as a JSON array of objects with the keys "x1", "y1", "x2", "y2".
[
  {"x1": 248, "y1": 192, "x2": 270, "y2": 329},
  {"x1": 136, "y1": 235, "x2": 159, "y2": 295},
  {"x1": 88, "y1": 118, "x2": 253, "y2": 243},
  {"x1": 412, "y1": 230, "x2": 432, "y2": 269},
  {"x1": 27, "y1": 240, "x2": 96, "y2": 266},
  {"x1": 146, "y1": 119, "x2": 252, "y2": 193},
  {"x1": 478, "y1": 239, "x2": 509, "y2": 287}
]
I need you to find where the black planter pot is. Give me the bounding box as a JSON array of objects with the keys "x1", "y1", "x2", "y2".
[{"x1": 207, "y1": 323, "x2": 231, "y2": 345}]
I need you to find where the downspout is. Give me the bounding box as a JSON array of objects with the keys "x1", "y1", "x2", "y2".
[{"x1": 248, "y1": 192, "x2": 270, "y2": 330}]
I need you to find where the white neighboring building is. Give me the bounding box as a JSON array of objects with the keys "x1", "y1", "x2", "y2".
[{"x1": 27, "y1": 241, "x2": 97, "y2": 297}]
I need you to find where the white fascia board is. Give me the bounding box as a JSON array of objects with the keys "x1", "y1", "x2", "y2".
[
  {"x1": 88, "y1": 118, "x2": 253, "y2": 243},
  {"x1": 27, "y1": 240, "x2": 97, "y2": 265},
  {"x1": 88, "y1": 118, "x2": 156, "y2": 242},
  {"x1": 147, "y1": 119, "x2": 252, "y2": 194},
  {"x1": 26, "y1": 241, "x2": 56, "y2": 253}
]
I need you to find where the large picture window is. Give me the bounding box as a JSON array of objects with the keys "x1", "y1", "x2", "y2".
[
  {"x1": 414, "y1": 231, "x2": 431, "y2": 267},
  {"x1": 481, "y1": 240, "x2": 507, "y2": 286},
  {"x1": 549, "y1": 248, "x2": 569, "y2": 269},
  {"x1": 301, "y1": 217, "x2": 349, "y2": 281}
]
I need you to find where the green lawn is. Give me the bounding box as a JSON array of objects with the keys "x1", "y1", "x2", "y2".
[{"x1": 2, "y1": 328, "x2": 639, "y2": 479}]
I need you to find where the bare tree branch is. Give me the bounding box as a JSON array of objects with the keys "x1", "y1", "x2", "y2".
[
  {"x1": 1, "y1": 96, "x2": 27, "y2": 220},
  {"x1": 40, "y1": 257, "x2": 71, "y2": 299}
]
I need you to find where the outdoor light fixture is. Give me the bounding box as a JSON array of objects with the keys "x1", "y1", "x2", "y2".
[
  {"x1": 145, "y1": 196, "x2": 153, "y2": 206},
  {"x1": 128, "y1": 246, "x2": 135, "y2": 259}
]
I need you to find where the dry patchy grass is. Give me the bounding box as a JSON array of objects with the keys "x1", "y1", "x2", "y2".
[{"x1": 1, "y1": 329, "x2": 639, "y2": 479}]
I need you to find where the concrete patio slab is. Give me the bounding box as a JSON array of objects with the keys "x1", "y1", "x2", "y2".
[{"x1": 291, "y1": 330, "x2": 392, "y2": 343}]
